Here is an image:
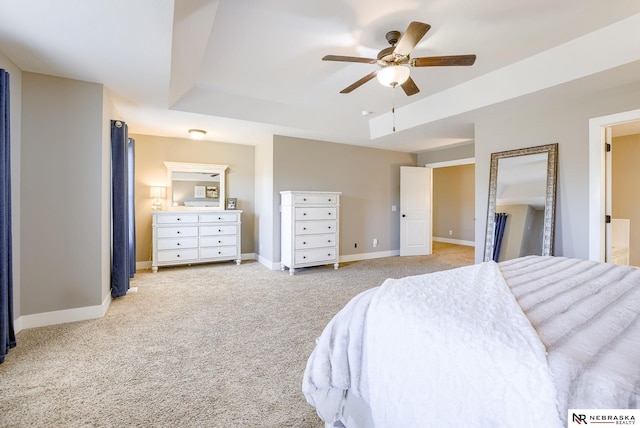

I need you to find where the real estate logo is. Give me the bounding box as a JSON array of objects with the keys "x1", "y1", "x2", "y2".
[{"x1": 568, "y1": 409, "x2": 638, "y2": 426}]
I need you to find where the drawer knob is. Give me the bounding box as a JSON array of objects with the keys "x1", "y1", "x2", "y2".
[
  {"x1": 328, "y1": 199, "x2": 332, "y2": 202},
  {"x1": 218, "y1": 251, "x2": 222, "y2": 255},
  {"x1": 328, "y1": 253, "x2": 331, "y2": 256},
  {"x1": 302, "y1": 241, "x2": 306, "y2": 245},
  {"x1": 328, "y1": 240, "x2": 331, "y2": 243},
  {"x1": 303, "y1": 256, "x2": 306, "y2": 259},
  {"x1": 177, "y1": 218, "x2": 181, "y2": 221},
  {"x1": 218, "y1": 240, "x2": 222, "y2": 244},
  {"x1": 177, "y1": 254, "x2": 181, "y2": 258},
  {"x1": 218, "y1": 229, "x2": 222, "y2": 232},
  {"x1": 177, "y1": 243, "x2": 181, "y2": 246},
  {"x1": 176, "y1": 231, "x2": 181, "y2": 234},
  {"x1": 218, "y1": 217, "x2": 222, "y2": 220},
  {"x1": 328, "y1": 212, "x2": 332, "y2": 215},
  {"x1": 328, "y1": 226, "x2": 331, "y2": 229},
  {"x1": 303, "y1": 198, "x2": 307, "y2": 201},
  {"x1": 303, "y1": 212, "x2": 307, "y2": 216},
  {"x1": 303, "y1": 227, "x2": 307, "y2": 230}
]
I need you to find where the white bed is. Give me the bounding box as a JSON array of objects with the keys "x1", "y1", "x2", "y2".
[{"x1": 302, "y1": 256, "x2": 640, "y2": 428}]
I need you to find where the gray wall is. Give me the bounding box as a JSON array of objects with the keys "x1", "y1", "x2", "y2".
[
  {"x1": 474, "y1": 80, "x2": 640, "y2": 263},
  {"x1": 271, "y1": 135, "x2": 416, "y2": 264},
  {"x1": 417, "y1": 142, "x2": 474, "y2": 166},
  {"x1": 21, "y1": 72, "x2": 108, "y2": 314}
]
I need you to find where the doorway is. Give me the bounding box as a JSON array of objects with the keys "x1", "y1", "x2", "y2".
[
  {"x1": 608, "y1": 121, "x2": 640, "y2": 267},
  {"x1": 425, "y1": 158, "x2": 475, "y2": 254},
  {"x1": 588, "y1": 108, "x2": 640, "y2": 262}
]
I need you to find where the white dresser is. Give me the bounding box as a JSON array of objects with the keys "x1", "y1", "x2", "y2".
[
  {"x1": 280, "y1": 191, "x2": 341, "y2": 275},
  {"x1": 152, "y1": 210, "x2": 242, "y2": 272}
]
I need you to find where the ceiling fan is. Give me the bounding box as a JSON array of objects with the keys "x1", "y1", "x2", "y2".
[{"x1": 323, "y1": 21, "x2": 476, "y2": 96}]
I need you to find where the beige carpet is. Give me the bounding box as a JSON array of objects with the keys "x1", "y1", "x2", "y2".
[{"x1": 0, "y1": 243, "x2": 473, "y2": 427}]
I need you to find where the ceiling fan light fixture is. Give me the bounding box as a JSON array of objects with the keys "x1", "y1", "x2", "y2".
[
  {"x1": 377, "y1": 65, "x2": 410, "y2": 87},
  {"x1": 188, "y1": 129, "x2": 206, "y2": 140}
]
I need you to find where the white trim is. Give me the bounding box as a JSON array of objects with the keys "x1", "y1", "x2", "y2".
[
  {"x1": 14, "y1": 293, "x2": 112, "y2": 333},
  {"x1": 339, "y1": 250, "x2": 400, "y2": 263},
  {"x1": 424, "y1": 157, "x2": 475, "y2": 168},
  {"x1": 433, "y1": 236, "x2": 475, "y2": 247},
  {"x1": 588, "y1": 108, "x2": 640, "y2": 262},
  {"x1": 137, "y1": 253, "x2": 256, "y2": 272}
]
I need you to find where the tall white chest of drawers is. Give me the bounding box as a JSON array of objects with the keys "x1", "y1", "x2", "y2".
[
  {"x1": 152, "y1": 210, "x2": 242, "y2": 272},
  {"x1": 280, "y1": 191, "x2": 340, "y2": 275}
]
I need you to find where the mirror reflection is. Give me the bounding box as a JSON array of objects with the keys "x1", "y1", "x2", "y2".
[
  {"x1": 172, "y1": 171, "x2": 221, "y2": 208},
  {"x1": 484, "y1": 144, "x2": 558, "y2": 262},
  {"x1": 164, "y1": 162, "x2": 228, "y2": 210}
]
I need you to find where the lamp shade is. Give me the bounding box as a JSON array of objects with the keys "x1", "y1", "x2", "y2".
[
  {"x1": 188, "y1": 129, "x2": 206, "y2": 140},
  {"x1": 149, "y1": 186, "x2": 166, "y2": 198},
  {"x1": 377, "y1": 65, "x2": 410, "y2": 87}
]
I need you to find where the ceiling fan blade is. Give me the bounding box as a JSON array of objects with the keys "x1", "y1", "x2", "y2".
[
  {"x1": 322, "y1": 55, "x2": 377, "y2": 64},
  {"x1": 340, "y1": 71, "x2": 378, "y2": 94},
  {"x1": 412, "y1": 55, "x2": 477, "y2": 67},
  {"x1": 394, "y1": 21, "x2": 431, "y2": 57},
  {"x1": 401, "y1": 76, "x2": 420, "y2": 96}
]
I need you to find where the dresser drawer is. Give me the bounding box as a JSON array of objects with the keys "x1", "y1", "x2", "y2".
[
  {"x1": 295, "y1": 248, "x2": 337, "y2": 265},
  {"x1": 293, "y1": 194, "x2": 338, "y2": 205},
  {"x1": 156, "y1": 214, "x2": 199, "y2": 224},
  {"x1": 200, "y1": 246, "x2": 239, "y2": 259},
  {"x1": 295, "y1": 234, "x2": 336, "y2": 250},
  {"x1": 295, "y1": 207, "x2": 337, "y2": 221},
  {"x1": 157, "y1": 248, "x2": 198, "y2": 262},
  {"x1": 200, "y1": 235, "x2": 237, "y2": 248},
  {"x1": 200, "y1": 225, "x2": 237, "y2": 236},
  {"x1": 157, "y1": 237, "x2": 198, "y2": 250},
  {"x1": 156, "y1": 226, "x2": 198, "y2": 238},
  {"x1": 295, "y1": 220, "x2": 336, "y2": 235},
  {"x1": 199, "y1": 213, "x2": 238, "y2": 223}
]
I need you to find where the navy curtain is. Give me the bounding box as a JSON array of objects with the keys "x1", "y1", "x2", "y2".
[
  {"x1": 492, "y1": 212, "x2": 508, "y2": 262},
  {"x1": 1, "y1": 69, "x2": 16, "y2": 363},
  {"x1": 111, "y1": 121, "x2": 135, "y2": 298}
]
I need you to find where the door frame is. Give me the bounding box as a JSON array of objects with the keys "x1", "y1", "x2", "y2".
[{"x1": 588, "y1": 108, "x2": 640, "y2": 261}]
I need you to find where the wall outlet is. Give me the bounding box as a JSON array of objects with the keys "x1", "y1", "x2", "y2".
[
  {"x1": 449, "y1": 230, "x2": 453, "y2": 236},
  {"x1": 391, "y1": 205, "x2": 397, "y2": 212},
  {"x1": 354, "y1": 243, "x2": 357, "y2": 248},
  {"x1": 372, "y1": 238, "x2": 378, "y2": 247}
]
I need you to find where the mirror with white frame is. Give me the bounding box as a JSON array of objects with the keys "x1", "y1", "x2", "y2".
[
  {"x1": 483, "y1": 143, "x2": 558, "y2": 262},
  {"x1": 164, "y1": 161, "x2": 228, "y2": 210}
]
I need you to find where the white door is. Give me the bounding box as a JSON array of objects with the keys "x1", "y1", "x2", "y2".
[{"x1": 400, "y1": 166, "x2": 432, "y2": 256}]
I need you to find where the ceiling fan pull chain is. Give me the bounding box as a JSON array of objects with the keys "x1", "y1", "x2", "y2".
[{"x1": 392, "y1": 84, "x2": 396, "y2": 133}]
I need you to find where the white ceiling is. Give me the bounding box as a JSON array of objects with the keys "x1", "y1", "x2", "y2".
[{"x1": 1, "y1": 0, "x2": 639, "y2": 153}]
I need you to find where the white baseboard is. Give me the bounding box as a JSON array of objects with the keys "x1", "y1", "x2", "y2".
[
  {"x1": 136, "y1": 253, "x2": 256, "y2": 272},
  {"x1": 14, "y1": 292, "x2": 112, "y2": 333},
  {"x1": 433, "y1": 237, "x2": 475, "y2": 247},
  {"x1": 339, "y1": 250, "x2": 400, "y2": 263}
]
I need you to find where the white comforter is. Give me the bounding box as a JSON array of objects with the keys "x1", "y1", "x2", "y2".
[{"x1": 303, "y1": 261, "x2": 563, "y2": 428}]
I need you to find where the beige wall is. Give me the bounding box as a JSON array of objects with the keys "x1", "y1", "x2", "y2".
[
  {"x1": 21, "y1": 72, "x2": 107, "y2": 314},
  {"x1": 475, "y1": 81, "x2": 640, "y2": 263},
  {"x1": 432, "y1": 164, "x2": 475, "y2": 242},
  {"x1": 272, "y1": 135, "x2": 416, "y2": 263},
  {"x1": 612, "y1": 133, "x2": 640, "y2": 266},
  {"x1": 132, "y1": 134, "x2": 255, "y2": 264}
]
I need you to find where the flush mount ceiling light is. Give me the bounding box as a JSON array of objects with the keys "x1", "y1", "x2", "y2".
[
  {"x1": 376, "y1": 65, "x2": 410, "y2": 87},
  {"x1": 188, "y1": 129, "x2": 206, "y2": 140}
]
